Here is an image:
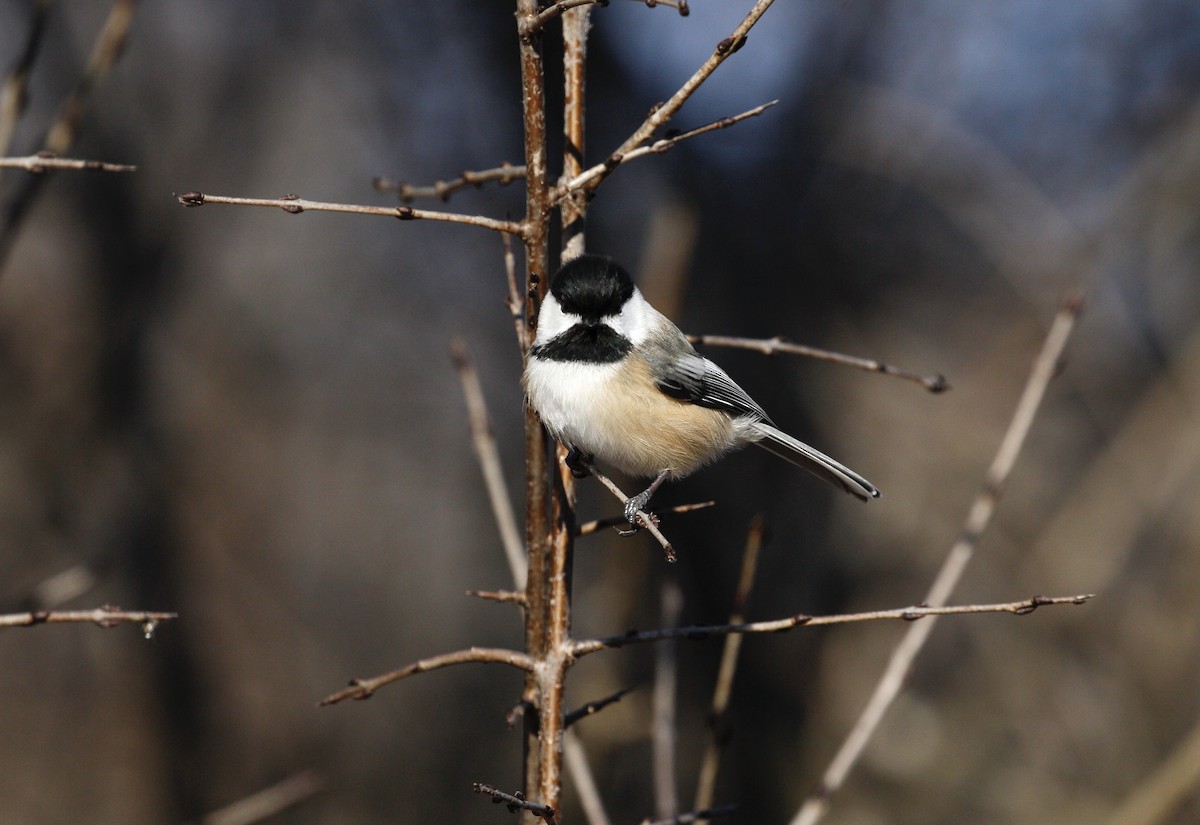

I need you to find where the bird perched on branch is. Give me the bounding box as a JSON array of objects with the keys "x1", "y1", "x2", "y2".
[{"x1": 523, "y1": 254, "x2": 879, "y2": 525}]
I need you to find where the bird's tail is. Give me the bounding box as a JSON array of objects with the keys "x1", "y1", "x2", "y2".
[{"x1": 750, "y1": 421, "x2": 880, "y2": 502}]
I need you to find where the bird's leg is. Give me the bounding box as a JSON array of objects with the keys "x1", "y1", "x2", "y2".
[
  {"x1": 564, "y1": 445, "x2": 593, "y2": 479},
  {"x1": 623, "y1": 469, "x2": 670, "y2": 527}
]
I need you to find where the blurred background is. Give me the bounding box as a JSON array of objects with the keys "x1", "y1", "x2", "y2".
[{"x1": 1, "y1": 1, "x2": 1199, "y2": 823}]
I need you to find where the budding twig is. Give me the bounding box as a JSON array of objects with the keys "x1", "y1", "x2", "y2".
[
  {"x1": 559, "y1": 101, "x2": 778, "y2": 199},
  {"x1": 611, "y1": 0, "x2": 774, "y2": 159},
  {"x1": 687, "y1": 334, "x2": 949, "y2": 393},
  {"x1": 625, "y1": 0, "x2": 690, "y2": 15},
  {"x1": 569, "y1": 595, "x2": 1094, "y2": 658},
  {"x1": 473, "y1": 783, "x2": 559, "y2": 825},
  {"x1": 564, "y1": 686, "x2": 636, "y2": 728},
  {"x1": 0, "y1": 153, "x2": 136, "y2": 173},
  {"x1": 319, "y1": 646, "x2": 535, "y2": 706},
  {"x1": 0, "y1": 606, "x2": 177, "y2": 629},
  {"x1": 373, "y1": 162, "x2": 526, "y2": 203},
  {"x1": 175, "y1": 191, "x2": 524, "y2": 235}
]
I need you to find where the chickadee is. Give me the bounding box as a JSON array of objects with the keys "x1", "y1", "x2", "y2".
[{"x1": 523, "y1": 254, "x2": 880, "y2": 523}]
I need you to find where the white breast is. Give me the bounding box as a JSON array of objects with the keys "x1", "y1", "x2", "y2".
[{"x1": 523, "y1": 356, "x2": 620, "y2": 449}]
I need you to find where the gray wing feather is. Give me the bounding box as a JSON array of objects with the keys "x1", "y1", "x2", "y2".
[
  {"x1": 653, "y1": 351, "x2": 773, "y2": 423},
  {"x1": 650, "y1": 338, "x2": 880, "y2": 502}
]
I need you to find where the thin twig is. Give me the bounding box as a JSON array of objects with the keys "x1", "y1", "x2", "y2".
[
  {"x1": 44, "y1": 0, "x2": 137, "y2": 155},
  {"x1": 319, "y1": 646, "x2": 535, "y2": 706},
  {"x1": 565, "y1": 686, "x2": 637, "y2": 728},
  {"x1": 198, "y1": 770, "x2": 324, "y2": 825},
  {"x1": 654, "y1": 580, "x2": 683, "y2": 819},
  {"x1": 0, "y1": 0, "x2": 51, "y2": 156},
  {"x1": 465, "y1": 589, "x2": 526, "y2": 605},
  {"x1": 569, "y1": 595, "x2": 1094, "y2": 658},
  {"x1": 0, "y1": 153, "x2": 136, "y2": 173},
  {"x1": 687, "y1": 334, "x2": 949, "y2": 393},
  {"x1": 694, "y1": 516, "x2": 765, "y2": 813},
  {"x1": 524, "y1": 0, "x2": 610, "y2": 35},
  {"x1": 0, "y1": 606, "x2": 177, "y2": 629},
  {"x1": 501, "y1": 232, "x2": 529, "y2": 352},
  {"x1": 583, "y1": 461, "x2": 678, "y2": 563},
  {"x1": 577, "y1": 500, "x2": 714, "y2": 537},
  {"x1": 373, "y1": 162, "x2": 526, "y2": 203},
  {"x1": 564, "y1": 730, "x2": 613, "y2": 825},
  {"x1": 451, "y1": 340, "x2": 528, "y2": 588},
  {"x1": 570, "y1": 0, "x2": 773, "y2": 200},
  {"x1": 175, "y1": 191, "x2": 524, "y2": 236},
  {"x1": 559, "y1": 101, "x2": 777, "y2": 199},
  {"x1": 625, "y1": 0, "x2": 690, "y2": 15},
  {"x1": 790, "y1": 295, "x2": 1085, "y2": 825},
  {"x1": 0, "y1": 0, "x2": 137, "y2": 272},
  {"x1": 473, "y1": 783, "x2": 560, "y2": 825},
  {"x1": 641, "y1": 804, "x2": 738, "y2": 825}
]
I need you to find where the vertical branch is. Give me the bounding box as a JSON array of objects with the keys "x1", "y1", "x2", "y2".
[
  {"x1": 516, "y1": 1, "x2": 566, "y2": 820},
  {"x1": 653, "y1": 579, "x2": 683, "y2": 819},
  {"x1": 44, "y1": 0, "x2": 138, "y2": 155},
  {"x1": 560, "y1": 7, "x2": 591, "y2": 260},
  {"x1": 693, "y1": 516, "x2": 765, "y2": 813},
  {"x1": 0, "y1": 0, "x2": 51, "y2": 158}
]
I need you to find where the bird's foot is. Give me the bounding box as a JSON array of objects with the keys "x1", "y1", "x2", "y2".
[{"x1": 621, "y1": 490, "x2": 659, "y2": 533}]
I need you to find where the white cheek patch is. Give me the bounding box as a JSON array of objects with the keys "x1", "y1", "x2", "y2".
[
  {"x1": 534, "y1": 295, "x2": 577, "y2": 344},
  {"x1": 612, "y1": 290, "x2": 658, "y2": 346}
]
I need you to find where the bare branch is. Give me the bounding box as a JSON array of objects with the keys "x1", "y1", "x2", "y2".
[
  {"x1": 0, "y1": 0, "x2": 50, "y2": 156},
  {"x1": 564, "y1": 730, "x2": 614, "y2": 825},
  {"x1": 501, "y1": 232, "x2": 529, "y2": 352},
  {"x1": 523, "y1": 0, "x2": 610, "y2": 35},
  {"x1": 583, "y1": 461, "x2": 678, "y2": 562},
  {"x1": 570, "y1": 595, "x2": 1094, "y2": 658},
  {"x1": 175, "y1": 191, "x2": 525, "y2": 235},
  {"x1": 0, "y1": 153, "x2": 136, "y2": 173},
  {"x1": 373, "y1": 162, "x2": 526, "y2": 203},
  {"x1": 610, "y1": 0, "x2": 774, "y2": 160},
  {"x1": 641, "y1": 804, "x2": 737, "y2": 825},
  {"x1": 44, "y1": 0, "x2": 137, "y2": 155},
  {"x1": 0, "y1": 606, "x2": 177, "y2": 630},
  {"x1": 624, "y1": 0, "x2": 690, "y2": 15},
  {"x1": 198, "y1": 770, "x2": 324, "y2": 825},
  {"x1": 695, "y1": 516, "x2": 765, "y2": 813},
  {"x1": 319, "y1": 646, "x2": 535, "y2": 706},
  {"x1": 687, "y1": 334, "x2": 949, "y2": 393},
  {"x1": 473, "y1": 783, "x2": 560, "y2": 825},
  {"x1": 790, "y1": 295, "x2": 1085, "y2": 825},
  {"x1": 565, "y1": 686, "x2": 637, "y2": 728},
  {"x1": 559, "y1": 100, "x2": 778, "y2": 199},
  {"x1": 451, "y1": 340, "x2": 527, "y2": 588},
  {"x1": 465, "y1": 589, "x2": 526, "y2": 606},
  {"x1": 577, "y1": 500, "x2": 714, "y2": 537},
  {"x1": 654, "y1": 580, "x2": 683, "y2": 819}
]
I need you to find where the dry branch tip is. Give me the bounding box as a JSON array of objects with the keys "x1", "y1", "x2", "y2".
[{"x1": 473, "y1": 783, "x2": 559, "y2": 824}]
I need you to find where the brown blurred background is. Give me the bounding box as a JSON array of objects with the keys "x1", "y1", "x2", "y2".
[{"x1": 1, "y1": 2, "x2": 1199, "y2": 823}]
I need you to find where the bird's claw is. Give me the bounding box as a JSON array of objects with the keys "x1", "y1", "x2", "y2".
[{"x1": 622, "y1": 493, "x2": 659, "y2": 533}]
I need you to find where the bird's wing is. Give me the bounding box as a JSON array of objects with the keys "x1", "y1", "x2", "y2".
[{"x1": 653, "y1": 351, "x2": 773, "y2": 424}]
